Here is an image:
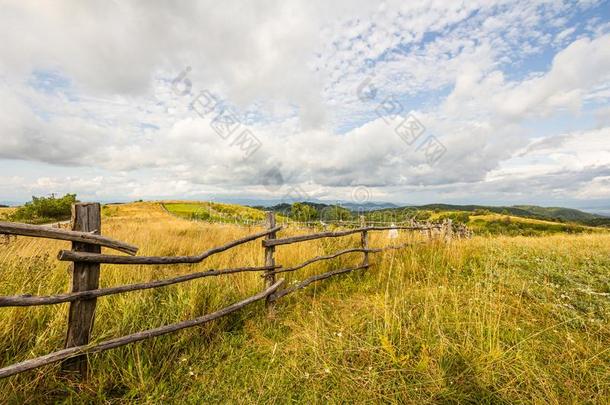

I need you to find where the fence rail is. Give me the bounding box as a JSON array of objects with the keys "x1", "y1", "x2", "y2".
[
  {"x1": 57, "y1": 226, "x2": 282, "y2": 264},
  {"x1": 0, "y1": 221, "x2": 138, "y2": 255},
  {"x1": 0, "y1": 280, "x2": 284, "y2": 379},
  {"x1": 0, "y1": 203, "x2": 455, "y2": 380},
  {"x1": 0, "y1": 265, "x2": 280, "y2": 307}
]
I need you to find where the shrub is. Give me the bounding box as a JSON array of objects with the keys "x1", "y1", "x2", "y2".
[{"x1": 10, "y1": 194, "x2": 77, "y2": 224}]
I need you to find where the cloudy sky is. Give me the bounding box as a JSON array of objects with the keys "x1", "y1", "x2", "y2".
[{"x1": 1, "y1": 1, "x2": 609, "y2": 210}]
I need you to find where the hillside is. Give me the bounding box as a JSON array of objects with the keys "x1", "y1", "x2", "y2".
[
  {"x1": 1, "y1": 202, "x2": 609, "y2": 402},
  {"x1": 162, "y1": 201, "x2": 290, "y2": 223},
  {"x1": 512, "y1": 205, "x2": 601, "y2": 221},
  {"x1": 160, "y1": 200, "x2": 610, "y2": 236},
  {"x1": 410, "y1": 203, "x2": 604, "y2": 223}
]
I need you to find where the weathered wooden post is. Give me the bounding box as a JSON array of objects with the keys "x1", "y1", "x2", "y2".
[
  {"x1": 264, "y1": 211, "x2": 277, "y2": 311},
  {"x1": 360, "y1": 216, "x2": 369, "y2": 267},
  {"x1": 426, "y1": 221, "x2": 432, "y2": 240},
  {"x1": 444, "y1": 218, "x2": 453, "y2": 242},
  {"x1": 62, "y1": 203, "x2": 101, "y2": 377}
]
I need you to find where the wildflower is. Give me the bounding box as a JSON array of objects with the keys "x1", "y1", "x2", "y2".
[
  {"x1": 188, "y1": 371, "x2": 195, "y2": 376},
  {"x1": 324, "y1": 368, "x2": 331, "y2": 374},
  {"x1": 304, "y1": 372, "x2": 310, "y2": 378}
]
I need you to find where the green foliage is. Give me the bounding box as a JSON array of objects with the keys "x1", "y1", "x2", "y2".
[
  {"x1": 363, "y1": 208, "x2": 431, "y2": 223},
  {"x1": 9, "y1": 194, "x2": 77, "y2": 224},
  {"x1": 471, "y1": 218, "x2": 591, "y2": 236},
  {"x1": 290, "y1": 202, "x2": 318, "y2": 221},
  {"x1": 320, "y1": 205, "x2": 352, "y2": 221},
  {"x1": 410, "y1": 210, "x2": 431, "y2": 221},
  {"x1": 473, "y1": 208, "x2": 490, "y2": 215},
  {"x1": 438, "y1": 212, "x2": 470, "y2": 224}
]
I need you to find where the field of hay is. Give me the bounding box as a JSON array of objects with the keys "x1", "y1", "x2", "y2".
[
  {"x1": 1, "y1": 202, "x2": 609, "y2": 403},
  {"x1": 467, "y1": 213, "x2": 600, "y2": 236},
  {"x1": 0, "y1": 207, "x2": 15, "y2": 219}
]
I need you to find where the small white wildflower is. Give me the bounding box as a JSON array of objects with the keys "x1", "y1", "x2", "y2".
[
  {"x1": 324, "y1": 368, "x2": 331, "y2": 374},
  {"x1": 368, "y1": 366, "x2": 372, "y2": 371},
  {"x1": 337, "y1": 332, "x2": 343, "y2": 338},
  {"x1": 304, "y1": 372, "x2": 310, "y2": 378},
  {"x1": 188, "y1": 371, "x2": 195, "y2": 376}
]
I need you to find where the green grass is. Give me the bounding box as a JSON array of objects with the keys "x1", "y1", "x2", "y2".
[{"x1": 1, "y1": 203, "x2": 609, "y2": 402}]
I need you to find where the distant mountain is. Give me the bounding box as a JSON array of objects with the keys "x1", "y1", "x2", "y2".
[
  {"x1": 414, "y1": 204, "x2": 538, "y2": 218},
  {"x1": 334, "y1": 203, "x2": 607, "y2": 224},
  {"x1": 512, "y1": 205, "x2": 602, "y2": 221},
  {"x1": 246, "y1": 200, "x2": 610, "y2": 227},
  {"x1": 338, "y1": 202, "x2": 399, "y2": 211},
  {"x1": 255, "y1": 201, "x2": 335, "y2": 214},
  {"x1": 253, "y1": 200, "x2": 398, "y2": 212},
  {"x1": 412, "y1": 204, "x2": 605, "y2": 223}
]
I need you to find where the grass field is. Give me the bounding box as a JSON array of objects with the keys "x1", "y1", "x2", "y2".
[
  {"x1": 162, "y1": 201, "x2": 290, "y2": 224},
  {"x1": 467, "y1": 213, "x2": 601, "y2": 236},
  {"x1": 1, "y1": 202, "x2": 609, "y2": 403},
  {"x1": 0, "y1": 207, "x2": 15, "y2": 219}
]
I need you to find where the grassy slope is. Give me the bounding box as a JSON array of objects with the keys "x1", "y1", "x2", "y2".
[
  {"x1": 468, "y1": 213, "x2": 603, "y2": 235},
  {"x1": 513, "y1": 205, "x2": 600, "y2": 221},
  {"x1": 0, "y1": 203, "x2": 609, "y2": 403},
  {"x1": 162, "y1": 201, "x2": 290, "y2": 223},
  {"x1": 416, "y1": 203, "x2": 601, "y2": 223}
]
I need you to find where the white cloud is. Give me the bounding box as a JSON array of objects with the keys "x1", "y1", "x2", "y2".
[{"x1": 0, "y1": 0, "x2": 609, "y2": 207}]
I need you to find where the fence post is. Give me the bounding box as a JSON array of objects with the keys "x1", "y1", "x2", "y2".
[
  {"x1": 360, "y1": 216, "x2": 369, "y2": 267},
  {"x1": 62, "y1": 203, "x2": 102, "y2": 377},
  {"x1": 264, "y1": 211, "x2": 277, "y2": 312},
  {"x1": 444, "y1": 219, "x2": 453, "y2": 242}
]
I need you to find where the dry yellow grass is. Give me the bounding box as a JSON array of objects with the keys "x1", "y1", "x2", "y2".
[
  {"x1": 0, "y1": 207, "x2": 16, "y2": 217},
  {"x1": 1, "y1": 202, "x2": 609, "y2": 403}
]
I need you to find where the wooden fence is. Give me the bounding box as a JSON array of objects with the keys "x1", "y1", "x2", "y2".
[{"x1": 0, "y1": 203, "x2": 450, "y2": 380}]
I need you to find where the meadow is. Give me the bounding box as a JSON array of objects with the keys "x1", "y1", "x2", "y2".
[{"x1": 0, "y1": 202, "x2": 609, "y2": 403}]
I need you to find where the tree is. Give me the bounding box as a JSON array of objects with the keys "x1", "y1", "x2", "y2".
[
  {"x1": 320, "y1": 205, "x2": 352, "y2": 221},
  {"x1": 290, "y1": 203, "x2": 318, "y2": 221}
]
